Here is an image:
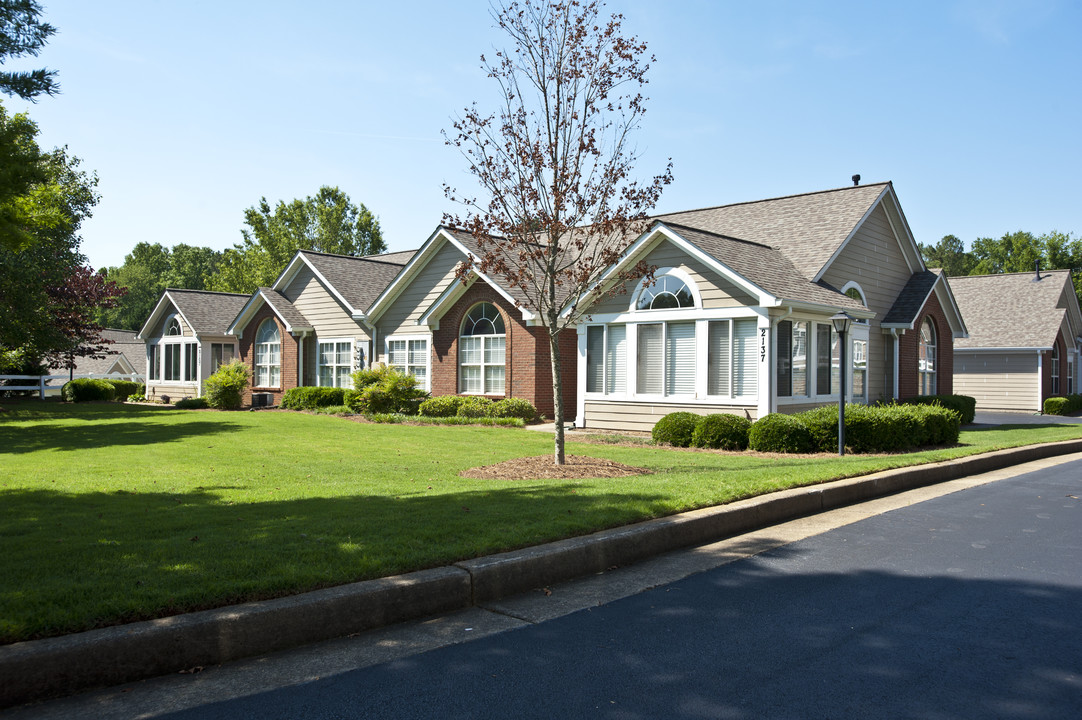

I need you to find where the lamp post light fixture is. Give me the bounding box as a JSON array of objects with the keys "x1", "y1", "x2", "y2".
[{"x1": 831, "y1": 311, "x2": 854, "y2": 456}]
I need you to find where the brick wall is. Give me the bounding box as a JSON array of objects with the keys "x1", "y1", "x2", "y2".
[
  {"x1": 237, "y1": 306, "x2": 298, "y2": 407},
  {"x1": 430, "y1": 283, "x2": 577, "y2": 420},
  {"x1": 898, "y1": 289, "x2": 953, "y2": 398}
]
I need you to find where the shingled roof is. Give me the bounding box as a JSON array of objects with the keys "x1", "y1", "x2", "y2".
[
  {"x1": 252, "y1": 288, "x2": 312, "y2": 332},
  {"x1": 881, "y1": 270, "x2": 943, "y2": 326},
  {"x1": 293, "y1": 250, "x2": 414, "y2": 315},
  {"x1": 658, "y1": 183, "x2": 890, "y2": 280},
  {"x1": 161, "y1": 290, "x2": 250, "y2": 336},
  {"x1": 950, "y1": 270, "x2": 1075, "y2": 350}
]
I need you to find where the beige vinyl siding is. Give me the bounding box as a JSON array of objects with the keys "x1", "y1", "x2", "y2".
[
  {"x1": 375, "y1": 241, "x2": 463, "y2": 359},
  {"x1": 590, "y1": 239, "x2": 757, "y2": 314},
  {"x1": 583, "y1": 400, "x2": 756, "y2": 432},
  {"x1": 284, "y1": 267, "x2": 368, "y2": 337},
  {"x1": 954, "y1": 351, "x2": 1039, "y2": 411},
  {"x1": 146, "y1": 381, "x2": 199, "y2": 400},
  {"x1": 820, "y1": 203, "x2": 914, "y2": 401}
]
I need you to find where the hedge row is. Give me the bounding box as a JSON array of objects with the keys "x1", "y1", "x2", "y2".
[
  {"x1": 61, "y1": 378, "x2": 145, "y2": 403},
  {"x1": 652, "y1": 400, "x2": 964, "y2": 454},
  {"x1": 1044, "y1": 394, "x2": 1082, "y2": 415},
  {"x1": 418, "y1": 395, "x2": 537, "y2": 421},
  {"x1": 898, "y1": 394, "x2": 976, "y2": 425},
  {"x1": 281, "y1": 386, "x2": 347, "y2": 410}
]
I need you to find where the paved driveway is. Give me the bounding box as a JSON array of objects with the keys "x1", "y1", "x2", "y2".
[{"x1": 970, "y1": 410, "x2": 1082, "y2": 426}]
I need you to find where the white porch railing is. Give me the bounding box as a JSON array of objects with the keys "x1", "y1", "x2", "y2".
[{"x1": 0, "y1": 373, "x2": 145, "y2": 400}]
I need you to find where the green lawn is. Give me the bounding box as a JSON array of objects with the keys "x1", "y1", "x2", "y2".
[{"x1": 2, "y1": 401, "x2": 1081, "y2": 644}]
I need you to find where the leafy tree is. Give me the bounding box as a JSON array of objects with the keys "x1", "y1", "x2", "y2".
[
  {"x1": 0, "y1": 126, "x2": 103, "y2": 365},
  {"x1": 444, "y1": 0, "x2": 672, "y2": 464},
  {"x1": 970, "y1": 231, "x2": 1043, "y2": 275},
  {"x1": 0, "y1": 0, "x2": 58, "y2": 101},
  {"x1": 0, "y1": 102, "x2": 68, "y2": 252},
  {"x1": 209, "y1": 186, "x2": 386, "y2": 293},
  {"x1": 98, "y1": 242, "x2": 221, "y2": 330},
  {"x1": 919, "y1": 234, "x2": 974, "y2": 277}
]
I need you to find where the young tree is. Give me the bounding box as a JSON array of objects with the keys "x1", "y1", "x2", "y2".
[
  {"x1": 42, "y1": 265, "x2": 126, "y2": 379},
  {"x1": 0, "y1": 0, "x2": 59, "y2": 101},
  {"x1": 444, "y1": 0, "x2": 672, "y2": 464},
  {"x1": 209, "y1": 186, "x2": 386, "y2": 293}
]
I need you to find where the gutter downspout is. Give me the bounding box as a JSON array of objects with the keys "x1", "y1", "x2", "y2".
[
  {"x1": 297, "y1": 330, "x2": 308, "y2": 387},
  {"x1": 769, "y1": 307, "x2": 794, "y2": 414},
  {"x1": 890, "y1": 328, "x2": 900, "y2": 399}
]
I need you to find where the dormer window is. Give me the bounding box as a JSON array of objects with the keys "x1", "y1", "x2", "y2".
[{"x1": 166, "y1": 317, "x2": 182, "y2": 335}]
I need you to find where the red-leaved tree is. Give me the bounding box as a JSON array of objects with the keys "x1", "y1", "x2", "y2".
[
  {"x1": 444, "y1": 0, "x2": 672, "y2": 464},
  {"x1": 42, "y1": 265, "x2": 126, "y2": 379}
]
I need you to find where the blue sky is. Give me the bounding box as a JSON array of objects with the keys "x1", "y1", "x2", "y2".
[{"x1": 7, "y1": 0, "x2": 1081, "y2": 271}]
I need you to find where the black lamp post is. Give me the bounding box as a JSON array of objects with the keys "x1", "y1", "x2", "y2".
[{"x1": 831, "y1": 311, "x2": 853, "y2": 456}]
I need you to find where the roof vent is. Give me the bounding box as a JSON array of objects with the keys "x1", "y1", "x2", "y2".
[
  {"x1": 852, "y1": 174, "x2": 860, "y2": 186},
  {"x1": 1033, "y1": 259, "x2": 1041, "y2": 282}
]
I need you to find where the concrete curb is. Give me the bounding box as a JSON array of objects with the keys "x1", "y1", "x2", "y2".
[{"x1": 4, "y1": 438, "x2": 1082, "y2": 708}]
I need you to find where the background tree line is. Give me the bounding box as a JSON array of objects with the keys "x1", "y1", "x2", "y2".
[
  {"x1": 920, "y1": 230, "x2": 1082, "y2": 303},
  {"x1": 97, "y1": 186, "x2": 387, "y2": 331}
]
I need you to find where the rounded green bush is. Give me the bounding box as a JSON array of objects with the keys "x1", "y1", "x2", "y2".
[
  {"x1": 61, "y1": 378, "x2": 116, "y2": 403},
  {"x1": 419, "y1": 395, "x2": 464, "y2": 417},
  {"x1": 174, "y1": 397, "x2": 209, "y2": 410},
  {"x1": 1044, "y1": 396, "x2": 1070, "y2": 416},
  {"x1": 106, "y1": 379, "x2": 140, "y2": 402},
  {"x1": 457, "y1": 396, "x2": 494, "y2": 418},
  {"x1": 748, "y1": 413, "x2": 814, "y2": 453},
  {"x1": 691, "y1": 413, "x2": 751, "y2": 450},
  {"x1": 652, "y1": 412, "x2": 700, "y2": 447},
  {"x1": 487, "y1": 397, "x2": 537, "y2": 421},
  {"x1": 204, "y1": 360, "x2": 250, "y2": 410}
]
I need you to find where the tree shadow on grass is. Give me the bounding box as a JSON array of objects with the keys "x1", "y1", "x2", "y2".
[
  {"x1": 0, "y1": 418, "x2": 243, "y2": 454},
  {"x1": 0, "y1": 482, "x2": 674, "y2": 643}
]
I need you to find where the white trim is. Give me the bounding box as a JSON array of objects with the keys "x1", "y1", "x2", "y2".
[
  {"x1": 273, "y1": 251, "x2": 361, "y2": 317},
  {"x1": 418, "y1": 274, "x2": 476, "y2": 329},
  {"x1": 228, "y1": 289, "x2": 314, "y2": 337},
  {"x1": 1037, "y1": 351, "x2": 1044, "y2": 405},
  {"x1": 384, "y1": 333, "x2": 432, "y2": 392},
  {"x1": 315, "y1": 336, "x2": 354, "y2": 388},
  {"x1": 138, "y1": 292, "x2": 197, "y2": 341}
]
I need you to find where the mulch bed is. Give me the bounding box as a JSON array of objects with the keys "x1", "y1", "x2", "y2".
[{"x1": 460, "y1": 454, "x2": 652, "y2": 480}]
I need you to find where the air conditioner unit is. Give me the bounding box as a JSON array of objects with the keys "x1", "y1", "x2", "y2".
[{"x1": 251, "y1": 392, "x2": 273, "y2": 408}]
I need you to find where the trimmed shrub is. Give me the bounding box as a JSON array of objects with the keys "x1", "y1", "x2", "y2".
[
  {"x1": 1044, "y1": 394, "x2": 1082, "y2": 415},
  {"x1": 174, "y1": 397, "x2": 209, "y2": 410},
  {"x1": 457, "y1": 396, "x2": 494, "y2": 418},
  {"x1": 748, "y1": 413, "x2": 814, "y2": 453},
  {"x1": 652, "y1": 411, "x2": 700, "y2": 448},
  {"x1": 204, "y1": 360, "x2": 250, "y2": 410},
  {"x1": 61, "y1": 378, "x2": 116, "y2": 403},
  {"x1": 900, "y1": 394, "x2": 976, "y2": 425},
  {"x1": 487, "y1": 397, "x2": 537, "y2": 421},
  {"x1": 794, "y1": 402, "x2": 961, "y2": 453},
  {"x1": 281, "y1": 386, "x2": 347, "y2": 410},
  {"x1": 106, "y1": 379, "x2": 140, "y2": 402},
  {"x1": 691, "y1": 413, "x2": 751, "y2": 451},
  {"x1": 795, "y1": 405, "x2": 840, "y2": 453},
  {"x1": 419, "y1": 395, "x2": 464, "y2": 418},
  {"x1": 348, "y1": 365, "x2": 428, "y2": 415}
]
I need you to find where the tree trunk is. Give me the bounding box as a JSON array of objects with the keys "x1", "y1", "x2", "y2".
[{"x1": 548, "y1": 330, "x2": 566, "y2": 465}]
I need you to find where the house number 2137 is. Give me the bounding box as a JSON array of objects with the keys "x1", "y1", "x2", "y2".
[{"x1": 759, "y1": 327, "x2": 767, "y2": 362}]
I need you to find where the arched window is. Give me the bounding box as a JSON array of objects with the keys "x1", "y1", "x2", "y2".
[
  {"x1": 1051, "y1": 343, "x2": 1061, "y2": 395},
  {"x1": 842, "y1": 283, "x2": 868, "y2": 324},
  {"x1": 255, "y1": 319, "x2": 281, "y2": 387},
  {"x1": 918, "y1": 318, "x2": 936, "y2": 395},
  {"x1": 166, "y1": 316, "x2": 182, "y2": 335},
  {"x1": 636, "y1": 275, "x2": 695, "y2": 310},
  {"x1": 459, "y1": 303, "x2": 505, "y2": 394}
]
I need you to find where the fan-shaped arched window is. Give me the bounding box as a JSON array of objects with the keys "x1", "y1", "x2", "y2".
[
  {"x1": 918, "y1": 318, "x2": 936, "y2": 395},
  {"x1": 255, "y1": 319, "x2": 281, "y2": 387},
  {"x1": 459, "y1": 303, "x2": 505, "y2": 394},
  {"x1": 636, "y1": 275, "x2": 695, "y2": 310},
  {"x1": 166, "y1": 316, "x2": 182, "y2": 335}
]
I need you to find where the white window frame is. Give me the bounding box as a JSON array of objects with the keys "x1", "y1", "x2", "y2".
[
  {"x1": 255, "y1": 319, "x2": 281, "y2": 389},
  {"x1": 210, "y1": 343, "x2": 236, "y2": 372},
  {"x1": 154, "y1": 314, "x2": 199, "y2": 385},
  {"x1": 919, "y1": 317, "x2": 937, "y2": 396},
  {"x1": 458, "y1": 303, "x2": 506, "y2": 395},
  {"x1": 385, "y1": 334, "x2": 430, "y2": 391},
  {"x1": 1051, "y1": 343, "x2": 1061, "y2": 396},
  {"x1": 317, "y1": 337, "x2": 354, "y2": 388}
]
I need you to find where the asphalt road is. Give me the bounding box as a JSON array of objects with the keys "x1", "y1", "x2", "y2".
[{"x1": 134, "y1": 456, "x2": 1081, "y2": 719}]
